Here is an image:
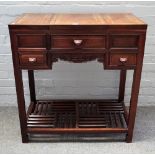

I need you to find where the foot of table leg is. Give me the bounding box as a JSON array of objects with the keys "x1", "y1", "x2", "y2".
[
  {"x1": 125, "y1": 134, "x2": 132, "y2": 143},
  {"x1": 22, "y1": 134, "x2": 29, "y2": 143}
]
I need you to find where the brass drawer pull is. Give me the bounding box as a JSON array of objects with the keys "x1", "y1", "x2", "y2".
[
  {"x1": 120, "y1": 57, "x2": 127, "y2": 63},
  {"x1": 73, "y1": 39, "x2": 83, "y2": 46},
  {"x1": 28, "y1": 57, "x2": 37, "y2": 63}
]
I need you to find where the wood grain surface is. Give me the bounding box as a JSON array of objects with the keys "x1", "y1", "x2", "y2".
[{"x1": 10, "y1": 13, "x2": 146, "y2": 25}]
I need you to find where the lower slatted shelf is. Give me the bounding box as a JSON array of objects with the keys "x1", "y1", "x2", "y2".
[{"x1": 27, "y1": 100, "x2": 127, "y2": 133}]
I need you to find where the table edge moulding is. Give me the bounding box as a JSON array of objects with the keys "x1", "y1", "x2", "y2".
[{"x1": 8, "y1": 13, "x2": 147, "y2": 143}]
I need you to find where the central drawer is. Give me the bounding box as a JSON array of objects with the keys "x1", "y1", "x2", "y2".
[{"x1": 51, "y1": 35, "x2": 106, "y2": 52}]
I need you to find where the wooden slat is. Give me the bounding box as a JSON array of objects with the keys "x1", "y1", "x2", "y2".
[
  {"x1": 27, "y1": 102, "x2": 35, "y2": 117},
  {"x1": 119, "y1": 113, "x2": 125, "y2": 127},
  {"x1": 43, "y1": 102, "x2": 48, "y2": 115},
  {"x1": 38, "y1": 102, "x2": 43, "y2": 115},
  {"x1": 27, "y1": 100, "x2": 127, "y2": 130},
  {"x1": 79, "y1": 124, "x2": 107, "y2": 128},
  {"x1": 29, "y1": 115, "x2": 55, "y2": 118},
  {"x1": 28, "y1": 124, "x2": 55, "y2": 128},
  {"x1": 27, "y1": 127, "x2": 128, "y2": 133},
  {"x1": 28, "y1": 117, "x2": 55, "y2": 121},
  {"x1": 33, "y1": 102, "x2": 39, "y2": 115},
  {"x1": 28, "y1": 121, "x2": 54, "y2": 124}
]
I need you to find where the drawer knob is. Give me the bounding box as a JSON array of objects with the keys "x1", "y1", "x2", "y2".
[
  {"x1": 73, "y1": 39, "x2": 83, "y2": 46},
  {"x1": 28, "y1": 57, "x2": 37, "y2": 62},
  {"x1": 120, "y1": 57, "x2": 127, "y2": 63}
]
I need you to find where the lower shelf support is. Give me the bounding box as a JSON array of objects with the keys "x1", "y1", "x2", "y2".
[{"x1": 26, "y1": 100, "x2": 128, "y2": 140}]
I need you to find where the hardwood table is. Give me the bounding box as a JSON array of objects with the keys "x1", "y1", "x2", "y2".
[{"x1": 9, "y1": 13, "x2": 147, "y2": 143}]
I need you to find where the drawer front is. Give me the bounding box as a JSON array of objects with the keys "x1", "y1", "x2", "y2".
[
  {"x1": 18, "y1": 52, "x2": 48, "y2": 69},
  {"x1": 109, "y1": 33, "x2": 140, "y2": 52},
  {"x1": 51, "y1": 35, "x2": 106, "y2": 50},
  {"x1": 17, "y1": 34, "x2": 47, "y2": 48},
  {"x1": 108, "y1": 53, "x2": 137, "y2": 69}
]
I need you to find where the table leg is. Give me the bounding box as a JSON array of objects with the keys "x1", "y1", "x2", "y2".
[
  {"x1": 126, "y1": 33, "x2": 146, "y2": 143},
  {"x1": 118, "y1": 69, "x2": 127, "y2": 102},
  {"x1": 14, "y1": 69, "x2": 28, "y2": 143},
  {"x1": 126, "y1": 68, "x2": 142, "y2": 143},
  {"x1": 10, "y1": 31, "x2": 28, "y2": 143},
  {"x1": 28, "y1": 70, "x2": 36, "y2": 103}
]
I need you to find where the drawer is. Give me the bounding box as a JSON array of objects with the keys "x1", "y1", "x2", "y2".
[
  {"x1": 51, "y1": 35, "x2": 106, "y2": 50},
  {"x1": 109, "y1": 34, "x2": 139, "y2": 50},
  {"x1": 18, "y1": 53, "x2": 48, "y2": 69},
  {"x1": 108, "y1": 53, "x2": 137, "y2": 68},
  {"x1": 16, "y1": 34, "x2": 47, "y2": 48}
]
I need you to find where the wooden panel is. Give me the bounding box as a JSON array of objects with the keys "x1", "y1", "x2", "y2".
[
  {"x1": 53, "y1": 14, "x2": 103, "y2": 25},
  {"x1": 10, "y1": 13, "x2": 146, "y2": 26},
  {"x1": 11, "y1": 13, "x2": 54, "y2": 25},
  {"x1": 109, "y1": 35, "x2": 139, "y2": 49},
  {"x1": 17, "y1": 34, "x2": 46, "y2": 48},
  {"x1": 109, "y1": 53, "x2": 137, "y2": 67},
  {"x1": 99, "y1": 13, "x2": 145, "y2": 25},
  {"x1": 51, "y1": 35, "x2": 106, "y2": 49}
]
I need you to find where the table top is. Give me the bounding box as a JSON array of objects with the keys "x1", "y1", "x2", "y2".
[{"x1": 10, "y1": 13, "x2": 146, "y2": 26}]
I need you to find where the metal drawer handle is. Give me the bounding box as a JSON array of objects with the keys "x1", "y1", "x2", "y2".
[
  {"x1": 120, "y1": 57, "x2": 127, "y2": 63},
  {"x1": 73, "y1": 39, "x2": 83, "y2": 46},
  {"x1": 28, "y1": 57, "x2": 37, "y2": 63}
]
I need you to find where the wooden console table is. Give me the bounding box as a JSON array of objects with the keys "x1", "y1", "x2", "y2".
[{"x1": 9, "y1": 13, "x2": 147, "y2": 143}]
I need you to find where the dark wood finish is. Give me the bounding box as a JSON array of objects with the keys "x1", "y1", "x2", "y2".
[
  {"x1": 27, "y1": 100, "x2": 127, "y2": 130},
  {"x1": 126, "y1": 32, "x2": 147, "y2": 143},
  {"x1": 28, "y1": 70, "x2": 36, "y2": 103},
  {"x1": 9, "y1": 30, "x2": 28, "y2": 143},
  {"x1": 118, "y1": 70, "x2": 127, "y2": 102},
  {"x1": 17, "y1": 34, "x2": 46, "y2": 48},
  {"x1": 51, "y1": 35, "x2": 106, "y2": 49},
  {"x1": 19, "y1": 53, "x2": 45, "y2": 65},
  {"x1": 18, "y1": 51, "x2": 49, "y2": 70},
  {"x1": 109, "y1": 34, "x2": 139, "y2": 49},
  {"x1": 9, "y1": 13, "x2": 147, "y2": 143},
  {"x1": 28, "y1": 127, "x2": 128, "y2": 134},
  {"x1": 109, "y1": 53, "x2": 137, "y2": 68}
]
